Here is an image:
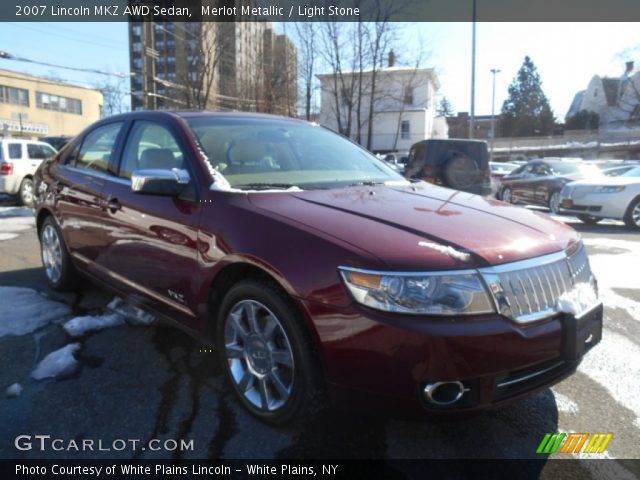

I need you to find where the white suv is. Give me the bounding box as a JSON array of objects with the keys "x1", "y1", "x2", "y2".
[{"x1": 0, "y1": 139, "x2": 57, "y2": 206}]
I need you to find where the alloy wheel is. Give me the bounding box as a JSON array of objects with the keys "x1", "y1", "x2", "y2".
[
  {"x1": 549, "y1": 192, "x2": 560, "y2": 214},
  {"x1": 224, "y1": 299, "x2": 295, "y2": 412},
  {"x1": 502, "y1": 188, "x2": 512, "y2": 203},
  {"x1": 41, "y1": 224, "x2": 62, "y2": 283},
  {"x1": 633, "y1": 202, "x2": 640, "y2": 227},
  {"x1": 21, "y1": 180, "x2": 34, "y2": 206}
]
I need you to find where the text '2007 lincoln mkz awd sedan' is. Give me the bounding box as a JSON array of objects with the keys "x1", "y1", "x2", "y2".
[{"x1": 34, "y1": 111, "x2": 602, "y2": 424}]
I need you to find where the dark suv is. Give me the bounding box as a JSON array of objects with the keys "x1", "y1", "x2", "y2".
[{"x1": 34, "y1": 111, "x2": 602, "y2": 424}]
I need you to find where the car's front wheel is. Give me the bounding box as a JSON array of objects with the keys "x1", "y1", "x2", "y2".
[
  {"x1": 19, "y1": 178, "x2": 35, "y2": 207},
  {"x1": 40, "y1": 216, "x2": 79, "y2": 291},
  {"x1": 548, "y1": 191, "x2": 561, "y2": 214},
  {"x1": 624, "y1": 197, "x2": 640, "y2": 230},
  {"x1": 216, "y1": 280, "x2": 324, "y2": 425},
  {"x1": 501, "y1": 187, "x2": 513, "y2": 203}
]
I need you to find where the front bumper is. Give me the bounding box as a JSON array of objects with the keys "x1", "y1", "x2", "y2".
[
  {"x1": 305, "y1": 300, "x2": 603, "y2": 415},
  {"x1": 559, "y1": 193, "x2": 628, "y2": 219}
]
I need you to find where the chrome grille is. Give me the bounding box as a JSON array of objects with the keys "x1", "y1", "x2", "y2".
[{"x1": 480, "y1": 244, "x2": 594, "y2": 324}]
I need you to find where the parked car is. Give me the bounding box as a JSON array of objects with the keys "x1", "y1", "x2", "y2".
[
  {"x1": 405, "y1": 139, "x2": 492, "y2": 195},
  {"x1": 39, "y1": 135, "x2": 73, "y2": 152},
  {"x1": 499, "y1": 159, "x2": 603, "y2": 213},
  {"x1": 34, "y1": 111, "x2": 602, "y2": 424},
  {"x1": 382, "y1": 151, "x2": 410, "y2": 173},
  {"x1": 601, "y1": 165, "x2": 638, "y2": 177},
  {"x1": 490, "y1": 162, "x2": 519, "y2": 196},
  {"x1": 560, "y1": 165, "x2": 640, "y2": 229},
  {"x1": 0, "y1": 138, "x2": 57, "y2": 206}
]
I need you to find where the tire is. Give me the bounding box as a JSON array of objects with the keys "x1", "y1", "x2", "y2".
[
  {"x1": 623, "y1": 197, "x2": 640, "y2": 230},
  {"x1": 442, "y1": 154, "x2": 480, "y2": 191},
  {"x1": 18, "y1": 178, "x2": 35, "y2": 207},
  {"x1": 39, "y1": 216, "x2": 79, "y2": 291},
  {"x1": 216, "y1": 280, "x2": 324, "y2": 425},
  {"x1": 548, "y1": 191, "x2": 561, "y2": 214},
  {"x1": 577, "y1": 214, "x2": 602, "y2": 225},
  {"x1": 501, "y1": 187, "x2": 513, "y2": 204}
]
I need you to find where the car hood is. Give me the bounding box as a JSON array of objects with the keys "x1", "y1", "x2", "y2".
[{"x1": 248, "y1": 183, "x2": 580, "y2": 271}]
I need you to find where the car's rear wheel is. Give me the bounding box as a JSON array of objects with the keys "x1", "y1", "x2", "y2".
[
  {"x1": 40, "y1": 216, "x2": 78, "y2": 291},
  {"x1": 501, "y1": 187, "x2": 513, "y2": 203},
  {"x1": 19, "y1": 178, "x2": 34, "y2": 207},
  {"x1": 548, "y1": 191, "x2": 561, "y2": 214},
  {"x1": 216, "y1": 280, "x2": 324, "y2": 425},
  {"x1": 623, "y1": 197, "x2": 640, "y2": 230},
  {"x1": 577, "y1": 214, "x2": 602, "y2": 225}
]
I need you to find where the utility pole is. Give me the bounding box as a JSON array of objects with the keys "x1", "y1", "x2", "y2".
[
  {"x1": 490, "y1": 68, "x2": 501, "y2": 160},
  {"x1": 469, "y1": 0, "x2": 476, "y2": 139}
]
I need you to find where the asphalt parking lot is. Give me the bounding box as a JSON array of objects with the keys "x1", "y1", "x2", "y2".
[{"x1": 0, "y1": 197, "x2": 638, "y2": 478}]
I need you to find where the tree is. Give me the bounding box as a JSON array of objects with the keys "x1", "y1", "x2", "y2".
[
  {"x1": 293, "y1": 22, "x2": 318, "y2": 120},
  {"x1": 499, "y1": 56, "x2": 556, "y2": 137},
  {"x1": 95, "y1": 76, "x2": 129, "y2": 117},
  {"x1": 565, "y1": 110, "x2": 600, "y2": 130},
  {"x1": 437, "y1": 96, "x2": 454, "y2": 116}
]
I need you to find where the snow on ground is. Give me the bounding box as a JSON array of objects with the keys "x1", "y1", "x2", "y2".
[
  {"x1": 63, "y1": 312, "x2": 125, "y2": 337},
  {"x1": 0, "y1": 206, "x2": 35, "y2": 241},
  {"x1": 552, "y1": 390, "x2": 579, "y2": 415},
  {"x1": 5, "y1": 383, "x2": 23, "y2": 398},
  {"x1": 107, "y1": 297, "x2": 156, "y2": 326},
  {"x1": 0, "y1": 287, "x2": 71, "y2": 337},
  {"x1": 578, "y1": 329, "x2": 640, "y2": 428},
  {"x1": 31, "y1": 343, "x2": 81, "y2": 380}
]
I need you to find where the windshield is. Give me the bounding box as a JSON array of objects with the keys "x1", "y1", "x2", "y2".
[
  {"x1": 622, "y1": 166, "x2": 640, "y2": 177},
  {"x1": 491, "y1": 163, "x2": 518, "y2": 173},
  {"x1": 186, "y1": 117, "x2": 404, "y2": 190}
]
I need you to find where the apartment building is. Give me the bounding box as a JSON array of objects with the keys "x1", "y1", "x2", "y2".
[
  {"x1": 128, "y1": 20, "x2": 297, "y2": 115},
  {"x1": 0, "y1": 68, "x2": 103, "y2": 139}
]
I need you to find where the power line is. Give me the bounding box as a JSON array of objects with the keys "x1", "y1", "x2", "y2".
[
  {"x1": 7, "y1": 22, "x2": 127, "y2": 51},
  {"x1": 0, "y1": 51, "x2": 130, "y2": 78}
]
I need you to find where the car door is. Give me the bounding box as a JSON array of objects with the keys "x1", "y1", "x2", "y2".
[
  {"x1": 101, "y1": 119, "x2": 202, "y2": 325},
  {"x1": 504, "y1": 164, "x2": 532, "y2": 202},
  {"x1": 51, "y1": 121, "x2": 125, "y2": 268},
  {"x1": 532, "y1": 163, "x2": 553, "y2": 206}
]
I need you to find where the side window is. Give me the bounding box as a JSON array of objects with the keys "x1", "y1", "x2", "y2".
[
  {"x1": 75, "y1": 122, "x2": 123, "y2": 173},
  {"x1": 8, "y1": 143, "x2": 22, "y2": 159},
  {"x1": 27, "y1": 143, "x2": 57, "y2": 159},
  {"x1": 119, "y1": 121, "x2": 185, "y2": 179}
]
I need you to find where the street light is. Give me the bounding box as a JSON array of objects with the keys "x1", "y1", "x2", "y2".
[
  {"x1": 469, "y1": 0, "x2": 477, "y2": 139},
  {"x1": 490, "y1": 68, "x2": 501, "y2": 160}
]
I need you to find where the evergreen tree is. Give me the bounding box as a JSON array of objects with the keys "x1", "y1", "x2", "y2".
[
  {"x1": 499, "y1": 56, "x2": 556, "y2": 137},
  {"x1": 565, "y1": 110, "x2": 600, "y2": 130},
  {"x1": 437, "y1": 96, "x2": 454, "y2": 116}
]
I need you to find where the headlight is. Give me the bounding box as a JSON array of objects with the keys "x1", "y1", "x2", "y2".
[
  {"x1": 338, "y1": 267, "x2": 495, "y2": 316},
  {"x1": 594, "y1": 185, "x2": 625, "y2": 193}
]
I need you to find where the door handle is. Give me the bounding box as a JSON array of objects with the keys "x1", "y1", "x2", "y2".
[{"x1": 103, "y1": 196, "x2": 121, "y2": 213}]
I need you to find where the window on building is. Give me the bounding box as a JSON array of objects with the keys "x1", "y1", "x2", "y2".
[
  {"x1": 131, "y1": 25, "x2": 142, "y2": 36},
  {"x1": 36, "y1": 92, "x2": 82, "y2": 115},
  {"x1": 75, "y1": 122, "x2": 123, "y2": 173},
  {"x1": 403, "y1": 86, "x2": 414, "y2": 105},
  {"x1": 0, "y1": 85, "x2": 29, "y2": 106},
  {"x1": 401, "y1": 120, "x2": 410, "y2": 139}
]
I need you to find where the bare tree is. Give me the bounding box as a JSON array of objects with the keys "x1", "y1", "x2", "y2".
[
  {"x1": 95, "y1": 76, "x2": 129, "y2": 117},
  {"x1": 294, "y1": 22, "x2": 318, "y2": 120}
]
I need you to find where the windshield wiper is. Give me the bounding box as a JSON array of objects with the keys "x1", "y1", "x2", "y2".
[
  {"x1": 233, "y1": 182, "x2": 298, "y2": 191},
  {"x1": 349, "y1": 181, "x2": 386, "y2": 187}
]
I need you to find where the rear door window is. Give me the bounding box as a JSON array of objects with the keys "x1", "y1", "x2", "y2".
[
  {"x1": 75, "y1": 122, "x2": 124, "y2": 173},
  {"x1": 8, "y1": 143, "x2": 23, "y2": 159},
  {"x1": 27, "y1": 143, "x2": 56, "y2": 159}
]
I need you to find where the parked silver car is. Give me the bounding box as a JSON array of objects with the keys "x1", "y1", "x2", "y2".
[{"x1": 560, "y1": 166, "x2": 640, "y2": 229}]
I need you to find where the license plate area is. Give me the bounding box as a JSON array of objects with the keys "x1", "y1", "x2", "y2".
[
  {"x1": 561, "y1": 199, "x2": 573, "y2": 209},
  {"x1": 562, "y1": 303, "x2": 603, "y2": 361}
]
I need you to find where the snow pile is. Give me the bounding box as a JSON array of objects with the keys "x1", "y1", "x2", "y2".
[
  {"x1": 0, "y1": 287, "x2": 71, "y2": 337},
  {"x1": 61, "y1": 297, "x2": 156, "y2": 337},
  {"x1": 31, "y1": 343, "x2": 81, "y2": 380},
  {"x1": 63, "y1": 312, "x2": 125, "y2": 337},
  {"x1": 107, "y1": 297, "x2": 156, "y2": 326},
  {"x1": 552, "y1": 391, "x2": 579, "y2": 415},
  {"x1": 557, "y1": 282, "x2": 598, "y2": 317},
  {"x1": 5, "y1": 383, "x2": 23, "y2": 398}
]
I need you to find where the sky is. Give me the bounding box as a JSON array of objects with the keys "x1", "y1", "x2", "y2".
[{"x1": 0, "y1": 22, "x2": 638, "y2": 121}]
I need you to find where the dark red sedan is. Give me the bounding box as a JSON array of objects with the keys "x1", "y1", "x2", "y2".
[{"x1": 34, "y1": 111, "x2": 602, "y2": 424}]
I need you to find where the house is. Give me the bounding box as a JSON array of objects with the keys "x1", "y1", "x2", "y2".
[
  {"x1": 317, "y1": 53, "x2": 443, "y2": 153},
  {"x1": 567, "y1": 61, "x2": 640, "y2": 128}
]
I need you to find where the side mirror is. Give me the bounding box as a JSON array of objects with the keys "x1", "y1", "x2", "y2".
[{"x1": 131, "y1": 169, "x2": 190, "y2": 196}]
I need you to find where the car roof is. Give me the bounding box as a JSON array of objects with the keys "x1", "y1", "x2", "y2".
[
  {"x1": 0, "y1": 139, "x2": 55, "y2": 146},
  {"x1": 100, "y1": 110, "x2": 310, "y2": 125}
]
